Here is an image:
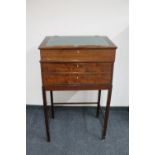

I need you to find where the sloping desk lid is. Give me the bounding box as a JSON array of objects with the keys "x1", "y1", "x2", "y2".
[{"x1": 39, "y1": 36, "x2": 117, "y2": 49}]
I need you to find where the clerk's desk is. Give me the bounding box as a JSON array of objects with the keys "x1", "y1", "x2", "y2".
[{"x1": 39, "y1": 36, "x2": 117, "y2": 142}]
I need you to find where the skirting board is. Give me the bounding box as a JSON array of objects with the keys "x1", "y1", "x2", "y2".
[
  {"x1": 26, "y1": 104, "x2": 129, "y2": 111},
  {"x1": 26, "y1": 102, "x2": 129, "y2": 107}
]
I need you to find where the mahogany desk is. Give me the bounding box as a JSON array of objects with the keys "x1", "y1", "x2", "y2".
[{"x1": 39, "y1": 36, "x2": 117, "y2": 142}]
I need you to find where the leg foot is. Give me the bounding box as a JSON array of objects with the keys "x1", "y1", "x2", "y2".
[
  {"x1": 42, "y1": 87, "x2": 51, "y2": 142},
  {"x1": 101, "y1": 88, "x2": 112, "y2": 140},
  {"x1": 47, "y1": 135, "x2": 50, "y2": 142},
  {"x1": 101, "y1": 135, "x2": 106, "y2": 140}
]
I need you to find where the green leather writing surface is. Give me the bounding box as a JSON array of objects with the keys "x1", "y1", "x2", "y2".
[{"x1": 46, "y1": 36, "x2": 113, "y2": 46}]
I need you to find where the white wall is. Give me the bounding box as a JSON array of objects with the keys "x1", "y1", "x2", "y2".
[{"x1": 26, "y1": 0, "x2": 129, "y2": 106}]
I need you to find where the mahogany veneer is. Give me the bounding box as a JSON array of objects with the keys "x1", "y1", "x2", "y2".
[{"x1": 39, "y1": 36, "x2": 117, "y2": 142}]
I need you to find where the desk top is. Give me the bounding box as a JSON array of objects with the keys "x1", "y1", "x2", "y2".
[{"x1": 39, "y1": 36, "x2": 117, "y2": 49}]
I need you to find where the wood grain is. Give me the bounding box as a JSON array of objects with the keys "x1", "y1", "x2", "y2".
[
  {"x1": 42, "y1": 73, "x2": 111, "y2": 86},
  {"x1": 40, "y1": 49, "x2": 115, "y2": 62},
  {"x1": 41, "y1": 62, "x2": 113, "y2": 73}
]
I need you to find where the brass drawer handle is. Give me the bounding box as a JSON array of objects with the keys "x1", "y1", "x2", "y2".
[
  {"x1": 76, "y1": 64, "x2": 79, "y2": 68},
  {"x1": 76, "y1": 75, "x2": 79, "y2": 79},
  {"x1": 77, "y1": 50, "x2": 80, "y2": 54}
]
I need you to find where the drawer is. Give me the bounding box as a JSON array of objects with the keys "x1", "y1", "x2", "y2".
[
  {"x1": 41, "y1": 63, "x2": 113, "y2": 73},
  {"x1": 40, "y1": 49, "x2": 115, "y2": 62},
  {"x1": 42, "y1": 73, "x2": 112, "y2": 86}
]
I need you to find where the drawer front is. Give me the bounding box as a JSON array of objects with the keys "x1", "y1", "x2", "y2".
[
  {"x1": 41, "y1": 63, "x2": 112, "y2": 73},
  {"x1": 40, "y1": 49, "x2": 115, "y2": 62},
  {"x1": 42, "y1": 73, "x2": 112, "y2": 85}
]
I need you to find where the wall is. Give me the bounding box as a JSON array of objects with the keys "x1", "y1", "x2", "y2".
[{"x1": 26, "y1": 0, "x2": 129, "y2": 106}]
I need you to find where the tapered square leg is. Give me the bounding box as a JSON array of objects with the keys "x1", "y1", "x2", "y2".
[
  {"x1": 101, "y1": 88, "x2": 112, "y2": 140},
  {"x1": 42, "y1": 87, "x2": 50, "y2": 142},
  {"x1": 50, "y1": 91, "x2": 54, "y2": 119},
  {"x1": 96, "y1": 90, "x2": 101, "y2": 118}
]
